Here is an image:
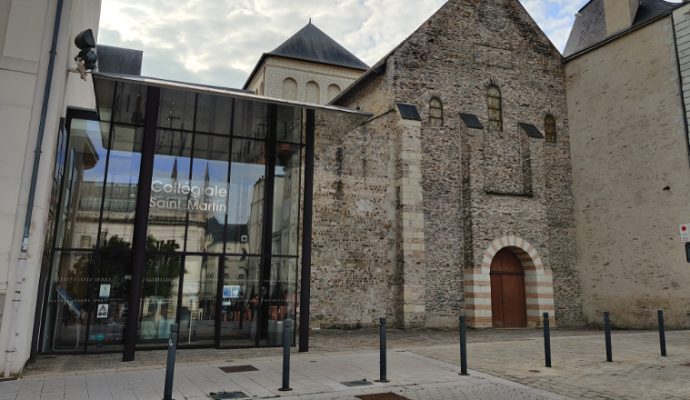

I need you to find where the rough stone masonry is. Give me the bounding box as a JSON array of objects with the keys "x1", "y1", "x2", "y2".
[{"x1": 309, "y1": 0, "x2": 584, "y2": 330}]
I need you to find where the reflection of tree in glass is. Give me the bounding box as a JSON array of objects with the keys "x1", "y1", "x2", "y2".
[{"x1": 144, "y1": 236, "x2": 183, "y2": 298}]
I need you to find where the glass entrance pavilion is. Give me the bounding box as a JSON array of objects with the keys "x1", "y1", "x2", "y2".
[{"x1": 33, "y1": 73, "x2": 367, "y2": 360}]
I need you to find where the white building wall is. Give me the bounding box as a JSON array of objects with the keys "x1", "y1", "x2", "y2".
[{"x1": 0, "y1": 0, "x2": 102, "y2": 377}]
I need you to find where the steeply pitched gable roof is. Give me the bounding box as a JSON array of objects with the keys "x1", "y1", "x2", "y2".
[
  {"x1": 564, "y1": 0, "x2": 681, "y2": 58},
  {"x1": 244, "y1": 22, "x2": 368, "y2": 89}
]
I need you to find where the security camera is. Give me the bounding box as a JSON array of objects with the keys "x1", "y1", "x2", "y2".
[{"x1": 69, "y1": 29, "x2": 98, "y2": 80}]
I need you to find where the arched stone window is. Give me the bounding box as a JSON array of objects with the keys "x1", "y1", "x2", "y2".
[
  {"x1": 282, "y1": 78, "x2": 297, "y2": 100},
  {"x1": 327, "y1": 84, "x2": 341, "y2": 101},
  {"x1": 306, "y1": 81, "x2": 320, "y2": 104},
  {"x1": 487, "y1": 85, "x2": 503, "y2": 131},
  {"x1": 544, "y1": 114, "x2": 557, "y2": 143},
  {"x1": 429, "y1": 97, "x2": 443, "y2": 127}
]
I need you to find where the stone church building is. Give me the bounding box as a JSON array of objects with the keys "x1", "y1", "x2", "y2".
[{"x1": 245, "y1": 0, "x2": 583, "y2": 329}]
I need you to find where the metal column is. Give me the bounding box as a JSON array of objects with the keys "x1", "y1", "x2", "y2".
[
  {"x1": 299, "y1": 109, "x2": 315, "y2": 353},
  {"x1": 123, "y1": 86, "x2": 161, "y2": 362}
]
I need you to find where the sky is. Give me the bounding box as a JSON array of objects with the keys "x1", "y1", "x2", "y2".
[{"x1": 95, "y1": 1, "x2": 663, "y2": 89}]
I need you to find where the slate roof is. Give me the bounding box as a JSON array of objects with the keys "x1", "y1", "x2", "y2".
[
  {"x1": 244, "y1": 22, "x2": 368, "y2": 89},
  {"x1": 564, "y1": 0, "x2": 681, "y2": 58}
]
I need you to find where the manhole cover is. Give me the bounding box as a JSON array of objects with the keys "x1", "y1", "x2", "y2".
[
  {"x1": 356, "y1": 393, "x2": 410, "y2": 400},
  {"x1": 209, "y1": 392, "x2": 248, "y2": 399},
  {"x1": 219, "y1": 365, "x2": 258, "y2": 373},
  {"x1": 342, "y1": 379, "x2": 374, "y2": 387}
]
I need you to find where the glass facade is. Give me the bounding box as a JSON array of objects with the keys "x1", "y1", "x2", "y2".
[{"x1": 39, "y1": 79, "x2": 304, "y2": 353}]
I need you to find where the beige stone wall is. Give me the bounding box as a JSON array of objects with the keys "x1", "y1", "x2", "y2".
[
  {"x1": 566, "y1": 18, "x2": 690, "y2": 328},
  {"x1": 246, "y1": 57, "x2": 363, "y2": 104}
]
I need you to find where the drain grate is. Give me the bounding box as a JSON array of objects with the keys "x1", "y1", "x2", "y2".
[
  {"x1": 219, "y1": 365, "x2": 258, "y2": 373},
  {"x1": 209, "y1": 392, "x2": 248, "y2": 400},
  {"x1": 342, "y1": 379, "x2": 374, "y2": 387},
  {"x1": 356, "y1": 393, "x2": 410, "y2": 400}
]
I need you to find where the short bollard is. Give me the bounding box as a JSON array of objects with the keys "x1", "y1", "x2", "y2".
[
  {"x1": 658, "y1": 310, "x2": 667, "y2": 357},
  {"x1": 376, "y1": 317, "x2": 390, "y2": 383},
  {"x1": 279, "y1": 319, "x2": 293, "y2": 392},
  {"x1": 459, "y1": 316, "x2": 468, "y2": 376},
  {"x1": 163, "y1": 323, "x2": 179, "y2": 400},
  {"x1": 604, "y1": 312, "x2": 613, "y2": 362},
  {"x1": 543, "y1": 312, "x2": 552, "y2": 368}
]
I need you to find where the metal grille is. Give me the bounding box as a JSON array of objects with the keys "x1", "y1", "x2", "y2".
[
  {"x1": 356, "y1": 393, "x2": 410, "y2": 400},
  {"x1": 219, "y1": 365, "x2": 258, "y2": 373},
  {"x1": 209, "y1": 392, "x2": 248, "y2": 399},
  {"x1": 342, "y1": 380, "x2": 374, "y2": 387}
]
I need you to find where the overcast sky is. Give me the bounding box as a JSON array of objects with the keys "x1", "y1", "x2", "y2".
[{"x1": 95, "y1": 1, "x2": 659, "y2": 89}]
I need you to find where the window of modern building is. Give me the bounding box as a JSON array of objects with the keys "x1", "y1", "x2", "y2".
[
  {"x1": 429, "y1": 97, "x2": 443, "y2": 127},
  {"x1": 545, "y1": 114, "x2": 557, "y2": 143},
  {"x1": 37, "y1": 77, "x2": 324, "y2": 355},
  {"x1": 306, "y1": 81, "x2": 320, "y2": 104},
  {"x1": 487, "y1": 85, "x2": 503, "y2": 131}
]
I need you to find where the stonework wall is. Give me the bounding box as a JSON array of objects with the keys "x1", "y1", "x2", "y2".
[
  {"x1": 247, "y1": 57, "x2": 363, "y2": 104},
  {"x1": 309, "y1": 112, "x2": 401, "y2": 328},
  {"x1": 566, "y1": 18, "x2": 690, "y2": 329},
  {"x1": 321, "y1": 0, "x2": 583, "y2": 329},
  {"x1": 387, "y1": 0, "x2": 582, "y2": 327}
]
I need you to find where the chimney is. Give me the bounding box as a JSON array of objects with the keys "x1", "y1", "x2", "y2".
[{"x1": 603, "y1": 0, "x2": 640, "y2": 36}]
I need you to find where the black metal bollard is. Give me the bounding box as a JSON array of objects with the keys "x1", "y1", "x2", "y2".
[
  {"x1": 377, "y1": 317, "x2": 390, "y2": 382},
  {"x1": 163, "y1": 323, "x2": 179, "y2": 400},
  {"x1": 543, "y1": 312, "x2": 552, "y2": 368},
  {"x1": 604, "y1": 312, "x2": 613, "y2": 362},
  {"x1": 658, "y1": 310, "x2": 667, "y2": 357},
  {"x1": 459, "y1": 316, "x2": 468, "y2": 376},
  {"x1": 279, "y1": 319, "x2": 293, "y2": 392}
]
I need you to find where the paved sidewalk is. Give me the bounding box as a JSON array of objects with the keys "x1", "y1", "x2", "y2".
[
  {"x1": 0, "y1": 350, "x2": 565, "y2": 400},
  {"x1": 4, "y1": 329, "x2": 689, "y2": 399}
]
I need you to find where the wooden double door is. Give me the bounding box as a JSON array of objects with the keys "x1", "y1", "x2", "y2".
[{"x1": 490, "y1": 248, "x2": 527, "y2": 328}]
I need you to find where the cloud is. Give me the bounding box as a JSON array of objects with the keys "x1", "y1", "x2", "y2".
[{"x1": 96, "y1": 0, "x2": 632, "y2": 88}]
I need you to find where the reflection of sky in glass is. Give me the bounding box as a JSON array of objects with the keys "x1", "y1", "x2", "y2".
[{"x1": 78, "y1": 119, "x2": 280, "y2": 226}]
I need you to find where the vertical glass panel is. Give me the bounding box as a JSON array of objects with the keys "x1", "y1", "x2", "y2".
[
  {"x1": 43, "y1": 252, "x2": 91, "y2": 352},
  {"x1": 99, "y1": 125, "x2": 143, "y2": 246},
  {"x1": 158, "y1": 89, "x2": 196, "y2": 131},
  {"x1": 138, "y1": 254, "x2": 182, "y2": 346},
  {"x1": 94, "y1": 79, "x2": 115, "y2": 122},
  {"x1": 220, "y1": 256, "x2": 260, "y2": 346},
  {"x1": 148, "y1": 129, "x2": 192, "y2": 250},
  {"x1": 272, "y1": 144, "x2": 301, "y2": 256},
  {"x1": 185, "y1": 134, "x2": 230, "y2": 253},
  {"x1": 276, "y1": 106, "x2": 302, "y2": 143},
  {"x1": 227, "y1": 139, "x2": 267, "y2": 254},
  {"x1": 265, "y1": 257, "x2": 297, "y2": 346},
  {"x1": 233, "y1": 100, "x2": 268, "y2": 139},
  {"x1": 179, "y1": 255, "x2": 218, "y2": 346},
  {"x1": 196, "y1": 94, "x2": 232, "y2": 135},
  {"x1": 86, "y1": 250, "x2": 131, "y2": 352},
  {"x1": 113, "y1": 83, "x2": 147, "y2": 125},
  {"x1": 54, "y1": 119, "x2": 109, "y2": 250}
]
